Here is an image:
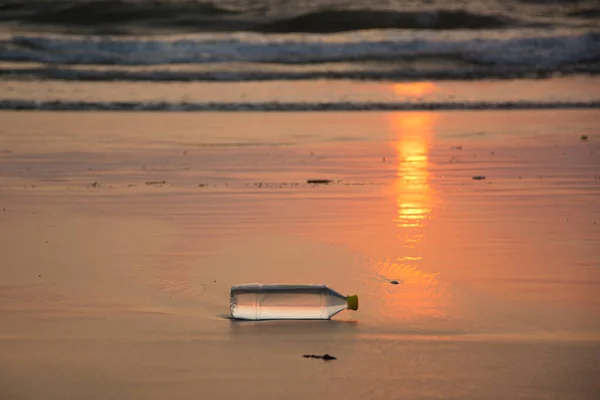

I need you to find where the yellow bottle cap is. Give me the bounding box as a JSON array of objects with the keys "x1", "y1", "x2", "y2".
[{"x1": 346, "y1": 295, "x2": 359, "y2": 311}]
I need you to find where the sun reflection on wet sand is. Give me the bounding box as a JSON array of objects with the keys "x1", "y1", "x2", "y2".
[
  {"x1": 371, "y1": 83, "x2": 453, "y2": 321},
  {"x1": 393, "y1": 112, "x2": 433, "y2": 231},
  {"x1": 392, "y1": 82, "x2": 436, "y2": 98}
]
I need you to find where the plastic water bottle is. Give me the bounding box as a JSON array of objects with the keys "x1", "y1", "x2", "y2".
[{"x1": 230, "y1": 284, "x2": 359, "y2": 320}]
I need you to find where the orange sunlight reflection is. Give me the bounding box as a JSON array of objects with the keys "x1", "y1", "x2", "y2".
[
  {"x1": 392, "y1": 82, "x2": 436, "y2": 98},
  {"x1": 372, "y1": 83, "x2": 451, "y2": 320},
  {"x1": 393, "y1": 112, "x2": 433, "y2": 231}
]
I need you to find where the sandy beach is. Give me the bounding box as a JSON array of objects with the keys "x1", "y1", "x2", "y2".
[
  {"x1": 2, "y1": 0, "x2": 600, "y2": 397},
  {"x1": 1, "y1": 105, "x2": 599, "y2": 399}
]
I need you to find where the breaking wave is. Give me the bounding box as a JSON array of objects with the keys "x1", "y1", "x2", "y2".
[{"x1": 1, "y1": 32, "x2": 598, "y2": 69}]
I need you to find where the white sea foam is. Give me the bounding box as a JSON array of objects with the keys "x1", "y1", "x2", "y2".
[{"x1": 1, "y1": 31, "x2": 598, "y2": 69}]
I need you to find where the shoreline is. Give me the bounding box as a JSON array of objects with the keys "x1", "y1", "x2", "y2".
[
  {"x1": 1, "y1": 76, "x2": 599, "y2": 110},
  {"x1": 1, "y1": 100, "x2": 599, "y2": 111}
]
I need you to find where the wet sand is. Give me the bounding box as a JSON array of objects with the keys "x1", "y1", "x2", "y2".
[
  {"x1": 2, "y1": 75, "x2": 599, "y2": 105},
  {"x1": 1, "y1": 110, "x2": 599, "y2": 399}
]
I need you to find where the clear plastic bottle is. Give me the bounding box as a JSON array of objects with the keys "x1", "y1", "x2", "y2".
[{"x1": 230, "y1": 284, "x2": 359, "y2": 320}]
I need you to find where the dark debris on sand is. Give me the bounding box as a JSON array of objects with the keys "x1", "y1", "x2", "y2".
[{"x1": 303, "y1": 353, "x2": 337, "y2": 360}]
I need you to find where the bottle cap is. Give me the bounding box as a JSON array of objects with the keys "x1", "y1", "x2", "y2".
[{"x1": 346, "y1": 295, "x2": 359, "y2": 311}]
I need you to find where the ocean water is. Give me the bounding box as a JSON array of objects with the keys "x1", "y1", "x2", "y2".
[{"x1": 0, "y1": 0, "x2": 598, "y2": 90}]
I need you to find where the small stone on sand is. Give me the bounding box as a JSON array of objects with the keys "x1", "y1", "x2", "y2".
[{"x1": 303, "y1": 353, "x2": 336, "y2": 360}]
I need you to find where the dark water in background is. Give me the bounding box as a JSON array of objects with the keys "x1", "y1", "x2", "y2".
[
  {"x1": 0, "y1": 0, "x2": 598, "y2": 33},
  {"x1": 0, "y1": 0, "x2": 598, "y2": 85}
]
